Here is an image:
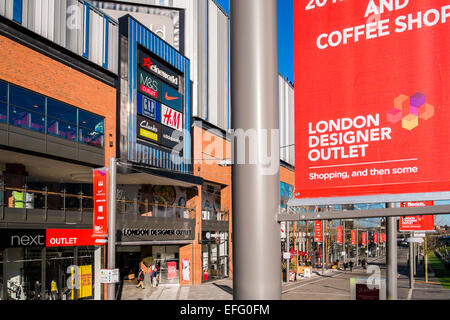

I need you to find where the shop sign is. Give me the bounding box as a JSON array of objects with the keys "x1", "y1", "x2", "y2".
[
  {"x1": 78, "y1": 265, "x2": 93, "y2": 299},
  {"x1": 138, "y1": 93, "x2": 161, "y2": 122},
  {"x1": 0, "y1": 229, "x2": 46, "y2": 249},
  {"x1": 161, "y1": 83, "x2": 183, "y2": 112},
  {"x1": 294, "y1": 0, "x2": 450, "y2": 199},
  {"x1": 161, "y1": 104, "x2": 183, "y2": 131},
  {"x1": 400, "y1": 201, "x2": 435, "y2": 231},
  {"x1": 160, "y1": 125, "x2": 183, "y2": 149},
  {"x1": 139, "y1": 49, "x2": 180, "y2": 89},
  {"x1": 336, "y1": 226, "x2": 343, "y2": 244},
  {"x1": 117, "y1": 220, "x2": 195, "y2": 242},
  {"x1": 137, "y1": 115, "x2": 161, "y2": 144},
  {"x1": 46, "y1": 229, "x2": 102, "y2": 247},
  {"x1": 374, "y1": 233, "x2": 378, "y2": 244},
  {"x1": 167, "y1": 261, "x2": 177, "y2": 280},
  {"x1": 138, "y1": 69, "x2": 162, "y2": 101},
  {"x1": 314, "y1": 221, "x2": 322, "y2": 243},
  {"x1": 93, "y1": 168, "x2": 108, "y2": 237}
]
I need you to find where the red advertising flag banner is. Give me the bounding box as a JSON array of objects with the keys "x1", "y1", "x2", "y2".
[
  {"x1": 362, "y1": 232, "x2": 367, "y2": 247},
  {"x1": 93, "y1": 168, "x2": 108, "y2": 237},
  {"x1": 294, "y1": 0, "x2": 450, "y2": 199},
  {"x1": 314, "y1": 221, "x2": 322, "y2": 243},
  {"x1": 374, "y1": 233, "x2": 378, "y2": 244},
  {"x1": 400, "y1": 201, "x2": 435, "y2": 231},
  {"x1": 46, "y1": 229, "x2": 103, "y2": 247},
  {"x1": 336, "y1": 226, "x2": 343, "y2": 244},
  {"x1": 351, "y1": 230, "x2": 357, "y2": 245}
]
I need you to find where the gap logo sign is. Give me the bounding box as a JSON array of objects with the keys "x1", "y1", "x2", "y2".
[
  {"x1": 138, "y1": 93, "x2": 161, "y2": 122},
  {"x1": 138, "y1": 69, "x2": 162, "y2": 100},
  {"x1": 162, "y1": 104, "x2": 183, "y2": 131},
  {"x1": 162, "y1": 83, "x2": 183, "y2": 112}
]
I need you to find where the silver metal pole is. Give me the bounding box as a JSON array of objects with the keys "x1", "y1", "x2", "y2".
[
  {"x1": 413, "y1": 242, "x2": 417, "y2": 276},
  {"x1": 107, "y1": 158, "x2": 117, "y2": 300},
  {"x1": 231, "y1": 0, "x2": 281, "y2": 300},
  {"x1": 286, "y1": 222, "x2": 290, "y2": 283},
  {"x1": 356, "y1": 227, "x2": 359, "y2": 266},
  {"x1": 343, "y1": 221, "x2": 346, "y2": 264},
  {"x1": 409, "y1": 238, "x2": 414, "y2": 289},
  {"x1": 322, "y1": 220, "x2": 325, "y2": 275},
  {"x1": 386, "y1": 203, "x2": 398, "y2": 300}
]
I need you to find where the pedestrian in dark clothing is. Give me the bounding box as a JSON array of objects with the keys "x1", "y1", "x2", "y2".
[
  {"x1": 34, "y1": 281, "x2": 41, "y2": 300},
  {"x1": 349, "y1": 260, "x2": 354, "y2": 271}
]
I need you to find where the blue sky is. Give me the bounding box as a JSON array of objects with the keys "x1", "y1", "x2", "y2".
[{"x1": 215, "y1": 0, "x2": 294, "y2": 82}]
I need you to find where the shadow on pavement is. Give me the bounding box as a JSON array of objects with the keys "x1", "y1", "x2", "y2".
[{"x1": 212, "y1": 283, "x2": 233, "y2": 295}]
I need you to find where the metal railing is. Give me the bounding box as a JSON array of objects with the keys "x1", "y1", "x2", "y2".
[
  {"x1": 201, "y1": 209, "x2": 230, "y2": 222},
  {"x1": 116, "y1": 198, "x2": 196, "y2": 219}
]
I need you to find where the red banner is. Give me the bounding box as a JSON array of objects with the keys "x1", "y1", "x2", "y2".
[
  {"x1": 336, "y1": 226, "x2": 343, "y2": 244},
  {"x1": 351, "y1": 230, "x2": 357, "y2": 245},
  {"x1": 93, "y1": 168, "x2": 108, "y2": 237},
  {"x1": 374, "y1": 233, "x2": 378, "y2": 244},
  {"x1": 167, "y1": 262, "x2": 177, "y2": 280},
  {"x1": 362, "y1": 232, "x2": 367, "y2": 247},
  {"x1": 46, "y1": 229, "x2": 103, "y2": 247},
  {"x1": 294, "y1": 0, "x2": 450, "y2": 199},
  {"x1": 400, "y1": 201, "x2": 435, "y2": 231},
  {"x1": 314, "y1": 221, "x2": 322, "y2": 243}
]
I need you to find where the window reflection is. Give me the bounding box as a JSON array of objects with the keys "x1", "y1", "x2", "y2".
[
  {"x1": 9, "y1": 106, "x2": 45, "y2": 133},
  {"x1": 10, "y1": 85, "x2": 45, "y2": 114},
  {"x1": 0, "y1": 102, "x2": 6, "y2": 123},
  {"x1": 0, "y1": 80, "x2": 7, "y2": 102},
  {"x1": 47, "y1": 99, "x2": 77, "y2": 124},
  {"x1": 47, "y1": 118, "x2": 77, "y2": 141}
]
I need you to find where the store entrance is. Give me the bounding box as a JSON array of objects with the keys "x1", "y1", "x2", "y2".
[{"x1": 152, "y1": 246, "x2": 180, "y2": 285}]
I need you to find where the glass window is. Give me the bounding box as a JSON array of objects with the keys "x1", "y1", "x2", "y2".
[
  {"x1": 0, "y1": 102, "x2": 6, "y2": 123},
  {"x1": 9, "y1": 85, "x2": 45, "y2": 114},
  {"x1": 79, "y1": 127, "x2": 104, "y2": 148},
  {"x1": 78, "y1": 110, "x2": 104, "y2": 133},
  {"x1": 47, "y1": 118, "x2": 77, "y2": 141},
  {"x1": 0, "y1": 80, "x2": 7, "y2": 103},
  {"x1": 47, "y1": 99, "x2": 77, "y2": 124},
  {"x1": 9, "y1": 106, "x2": 45, "y2": 133}
]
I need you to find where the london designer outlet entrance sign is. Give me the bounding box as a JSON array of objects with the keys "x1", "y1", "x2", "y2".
[{"x1": 294, "y1": 0, "x2": 450, "y2": 199}]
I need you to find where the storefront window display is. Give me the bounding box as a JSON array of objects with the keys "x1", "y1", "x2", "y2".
[{"x1": 201, "y1": 232, "x2": 228, "y2": 282}]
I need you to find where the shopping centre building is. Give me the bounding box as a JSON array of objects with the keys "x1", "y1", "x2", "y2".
[{"x1": 0, "y1": 0, "x2": 296, "y2": 299}]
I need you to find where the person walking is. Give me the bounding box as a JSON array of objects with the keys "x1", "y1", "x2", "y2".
[
  {"x1": 50, "y1": 280, "x2": 58, "y2": 300},
  {"x1": 136, "y1": 269, "x2": 145, "y2": 289},
  {"x1": 349, "y1": 260, "x2": 354, "y2": 272},
  {"x1": 34, "y1": 281, "x2": 41, "y2": 300}
]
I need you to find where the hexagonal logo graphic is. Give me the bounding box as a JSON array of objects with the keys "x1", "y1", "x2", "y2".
[{"x1": 387, "y1": 92, "x2": 434, "y2": 131}]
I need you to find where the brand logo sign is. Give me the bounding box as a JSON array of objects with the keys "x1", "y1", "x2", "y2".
[
  {"x1": 400, "y1": 201, "x2": 435, "y2": 231},
  {"x1": 139, "y1": 50, "x2": 180, "y2": 89},
  {"x1": 93, "y1": 168, "x2": 108, "y2": 237},
  {"x1": 362, "y1": 232, "x2": 367, "y2": 247},
  {"x1": 0, "y1": 229, "x2": 46, "y2": 248},
  {"x1": 294, "y1": 1, "x2": 450, "y2": 199},
  {"x1": 138, "y1": 69, "x2": 162, "y2": 100},
  {"x1": 314, "y1": 221, "x2": 322, "y2": 243},
  {"x1": 137, "y1": 115, "x2": 161, "y2": 143},
  {"x1": 161, "y1": 125, "x2": 183, "y2": 149},
  {"x1": 162, "y1": 104, "x2": 183, "y2": 131},
  {"x1": 351, "y1": 230, "x2": 357, "y2": 245},
  {"x1": 138, "y1": 93, "x2": 161, "y2": 122},
  {"x1": 161, "y1": 83, "x2": 183, "y2": 112}
]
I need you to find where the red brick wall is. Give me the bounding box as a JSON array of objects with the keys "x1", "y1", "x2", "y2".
[{"x1": 0, "y1": 35, "x2": 116, "y2": 167}]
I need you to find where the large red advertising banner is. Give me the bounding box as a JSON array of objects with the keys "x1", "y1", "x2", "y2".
[
  {"x1": 93, "y1": 169, "x2": 108, "y2": 237},
  {"x1": 351, "y1": 230, "x2": 357, "y2": 245},
  {"x1": 315, "y1": 221, "x2": 322, "y2": 242},
  {"x1": 374, "y1": 233, "x2": 378, "y2": 244},
  {"x1": 362, "y1": 232, "x2": 367, "y2": 246},
  {"x1": 336, "y1": 226, "x2": 343, "y2": 244},
  {"x1": 294, "y1": 0, "x2": 450, "y2": 199},
  {"x1": 400, "y1": 201, "x2": 435, "y2": 231}
]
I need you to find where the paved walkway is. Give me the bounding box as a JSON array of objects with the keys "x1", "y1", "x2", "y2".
[{"x1": 118, "y1": 252, "x2": 450, "y2": 300}]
